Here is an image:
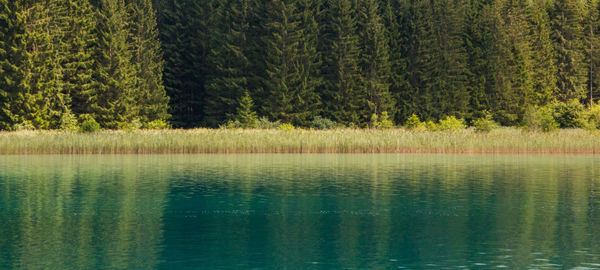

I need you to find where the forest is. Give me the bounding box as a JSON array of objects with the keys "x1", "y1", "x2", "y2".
[{"x1": 2, "y1": 0, "x2": 600, "y2": 130}]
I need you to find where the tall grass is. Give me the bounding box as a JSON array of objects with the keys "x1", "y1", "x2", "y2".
[{"x1": 1, "y1": 127, "x2": 600, "y2": 154}]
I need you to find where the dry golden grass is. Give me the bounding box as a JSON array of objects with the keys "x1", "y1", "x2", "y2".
[{"x1": 1, "y1": 127, "x2": 599, "y2": 154}]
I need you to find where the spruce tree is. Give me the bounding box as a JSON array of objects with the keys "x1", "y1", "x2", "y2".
[
  {"x1": 92, "y1": 0, "x2": 137, "y2": 128},
  {"x1": 381, "y1": 0, "x2": 410, "y2": 122},
  {"x1": 551, "y1": 0, "x2": 586, "y2": 101},
  {"x1": 321, "y1": 0, "x2": 364, "y2": 125},
  {"x1": 159, "y1": 0, "x2": 208, "y2": 128},
  {"x1": 128, "y1": 0, "x2": 170, "y2": 126},
  {"x1": 204, "y1": 0, "x2": 253, "y2": 127},
  {"x1": 0, "y1": 0, "x2": 26, "y2": 130},
  {"x1": 464, "y1": 0, "x2": 496, "y2": 120},
  {"x1": 528, "y1": 0, "x2": 557, "y2": 106},
  {"x1": 358, "y1": 0, "x2": 393, "y2": 118},
  {"x1": 62, "y1": 0, "x2": 95, "y2": 119},
  {"x1": 492, "y1": 0, "x2": 534, "y2": 125},
  {"x1": 261, "y1": 0, "x2": 302, "y2": 124}
]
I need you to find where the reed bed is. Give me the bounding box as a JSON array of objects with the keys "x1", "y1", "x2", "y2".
[{"x1": 1, "y1": 127, "x2": 599, "y2": 154}]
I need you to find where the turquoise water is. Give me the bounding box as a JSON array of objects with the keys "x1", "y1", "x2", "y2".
[{"x1": 0, "y1": 154, "x2": 600, "y2": 269}]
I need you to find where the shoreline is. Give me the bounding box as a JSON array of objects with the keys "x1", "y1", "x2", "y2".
[{"x1": 1, "y1": 128, "x2": 599, "y2": 155}]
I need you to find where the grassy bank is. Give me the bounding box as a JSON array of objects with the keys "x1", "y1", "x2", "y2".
[{"x1": 1, "y1": 128, "x2": 600, "y2": 154}]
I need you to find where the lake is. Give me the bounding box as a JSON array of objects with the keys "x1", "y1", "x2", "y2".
[{"x1": 0, "y1": 154, "x2": 599, "y2": 269}]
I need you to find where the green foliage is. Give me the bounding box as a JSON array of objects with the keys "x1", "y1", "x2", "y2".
[
  {"x1": 373, "y1": 111, "x2": 394, "y2": 129},
  {"x1": 118, "y1": 119, "x2": 143, "y2": 132},
  {"x1": 13, "y1": 121, "x2": 34, "y2": 131},
  {"x1": 145, "y1": 119, "x2": 171, "y2": 130},
  {"x1": 236, "y1": 91, "x2": 258, "y2": 128},
  {"x1": 405, "y1": 114, "x2": 422, "y2": 130},
  {"x1": 60, "y1": 111, "x2": 79, "y2": 132},
  {"x1": 424, "y1": 121, "x2": 438, "y2": 131},
  {"x1": 473, "y1": 113, "x2": 498, "y2": 133},
  {"x1": 255, "y1": 117, "x2": 281, "y2": 129},
  {"x1": 310, "y1": 116, "x2": 337, "y2": 130},
  {"x1": 523, "y1": 106, "x2": 559, "y2": 132},
  {"x1": 278, "y1": 123, "x2": 295, "y2": 131},
  {"x1": 438, "y1": 116, "x2": 466, "y2": 131},
  {"x1": 79, "y1": 116, "x2": 101, "y2": 133},
  {"x1": 586, "y1": 103, "x2": 600, "y2": 130},
  {"x1": 550, "y1": 100, "x2": 586, "y2": 128}
]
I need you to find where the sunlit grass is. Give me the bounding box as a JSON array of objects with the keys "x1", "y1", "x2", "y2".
[{"x1": 1, "y1": 127, "x2": 599, "y2": 154}]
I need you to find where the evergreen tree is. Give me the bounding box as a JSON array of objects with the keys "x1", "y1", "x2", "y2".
[
  {"x1": 492, "y1": 0, "x2": 534, "y2": 125},
  {"x1": 62, "y1": 0, "x2": 95, "y2": 119},
  {"x1": 92, "y1": 0, "x2": 137, "y2": 128},
  {"x1": 0, "y1": 0, "x2": 26, "y2": 130},
  {"x1": 358, "y1": 0, "x2": 393, "y2": 118},
  {"x1": 128, "y1": 0, "x2": 170, "y2": 125},
  {"x1": 551, "y1": 0, "x2": 586, "y2": 101},
  {"x1": 159, "y1": 0, "x2": 208, "y2": 128},
  {"x1": 321, "y1": 0, "x2": 364, "y2": 125},
  {"x1": 528, "y1": 0, "x2": 557, "y2": 106},
  {"x1": 236, "y1": 90, "x2": 257, "y2": 127},
  {"x1": 382, "y1": 0, "x2": 410, "y2": 122},
  {"x1": 204, "y1": 0, "x2": 253, "y2": 127},
  {"x1": 464, "y1": 0, "x2": 496, "y2": 120},
  {"x1": 294, "y1": 0, "x2": 323, "y2": 125},
  {"x1": 261, "y1": 0, "x2": 302, "y2": 124}
]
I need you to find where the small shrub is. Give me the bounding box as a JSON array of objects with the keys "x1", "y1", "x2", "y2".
[
  {"x1": 236, "y1": 91, "x2": 258, "y2": 128},
  {"x1": 438, "y1": 116, "x2": 466, "y2": 131},
  {"x1": 118, "y1": 118, "x2": 142, "y2": 131},
  {"x1": 145, "y1": 119, "x2": 170, "y2": 130},
  {"x1": 60, "y1": 111, "x2": 79, "y2": 132},
  {"x1": 80, "y1": 116, "x2": 101, "y2": 133},
  {"x1": 523, "y1": 105, "x2": 559, "y2": 132},
  {"x1": 424, "y1": 121, "x2": 438, "y2": 131},
  {"x1": 220, "y1": 120, "x2": 242, "y2": 129},
  {"x1": 473, "y1": 113, "x2": 498, "y2": 132},
  {"x1": 310, "y1": 116, "x2": 336, "y2": 130},
  {"x1": 405, "y1": 114, "x2": 422, "y2": 129},
  {"x1": 370, "y1": 113, "x2": 379, "y2": 128},
  {"x1": 376, "y1": 111, "x2": 394, "y2": 129},
  {"x1": 586, "y1": 103, "x2": 600, "y2": 130},
  {"x1": 255, "y1": 117, "x2": 281, "y2": 129},
  {"x1": 551, "y1": 100, "x2": 586, "y2": 128},
  {"x1": 539, "y1": 106, "x2": 559, "y2": 132},
  {"x1": 13, "y1": 121, "x2": 35, "y2": 131},
  {"x1": 278, "y1": 123, "x2": 295, "y2": 131}
]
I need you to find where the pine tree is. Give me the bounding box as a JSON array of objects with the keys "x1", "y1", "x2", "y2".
[
  {"x1": 464, "y1": 0, "x2": 496, "y2": 120},
  {"x1": 204, "y1": 0, "x2": 253, "y2": 127},
  {"x1": 261, "y1": 0, "x2": 302, "y2": 123},
  {"x1": 551, "y1": 0, "x2": 586, "y2": 102},
  {"x1": 0, "y1": 0, "x2": 26, "y2": 130},
  {"x1": 492, "y1": 0, "x2": 534, "y2": 125},
  {"x1": 159, "y1": 0, "x2": 208, "y2": 128},
  {"x1": 62, "y1": 0, "x2": 96, "y2": 118},
  {"x1": 92, "y1": 0, "x2": 137, "y2": 128},
  {"x1": 294, "y1": 0, "x2": 323, "y2": 125},
  {"x1": 18, "y1": 0, "x2": 71, "y2": 129},
  {"x1": 528, "y1": 0, "x2": 557, "y2": 106},
  {"x1": 358, "y1": 0, "x2": 393, "y2": 118},
  {"x1": 381, "y1": 0, "x2": 410, "y2": 123},
  {"x1": 236, "y1": 90, "x2": 257, "y2": 127},
  {"x1": 128, "y1": 0, "x2": 170, "y2": 126},
  {"x1": 321, "y1": 0, "x2": 364, "y2": 125}
]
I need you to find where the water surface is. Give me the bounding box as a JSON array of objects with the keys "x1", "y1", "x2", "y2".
[{"x1": 1, "y1": 154, "x2": 599, "y2": 269}]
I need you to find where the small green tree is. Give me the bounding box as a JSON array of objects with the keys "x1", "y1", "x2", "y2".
[
  {"x1": 236, "y1": 91, "x2": 257, "y2": 128},
  {"x1": 405, "y1": 114, "x2": 422, "y2": 130}
]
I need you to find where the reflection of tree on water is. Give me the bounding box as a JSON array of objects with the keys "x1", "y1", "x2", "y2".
[
  {"x1": 1, "y1": 155, "x2": 600, "y2": 269},
  {"x1": 0, "y1": 156, "x2": 169, "y2": 269}
]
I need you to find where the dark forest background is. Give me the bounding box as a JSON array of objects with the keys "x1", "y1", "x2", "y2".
[{"x1": 1, "y1": 0, "x2": 600, "y2": 129}]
